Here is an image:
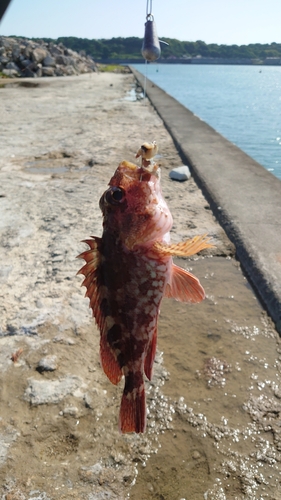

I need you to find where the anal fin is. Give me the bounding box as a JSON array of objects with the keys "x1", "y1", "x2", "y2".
[{"x1": 100, "y1": 332, "x2": 122, "y2": 385}]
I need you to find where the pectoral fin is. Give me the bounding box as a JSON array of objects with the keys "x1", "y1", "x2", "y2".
[
  {"x1": 165, "y1": 264, "x2": 205, "y2": 303},
  {"x1": 153, "y1": 234, "x2": 213, "y2": 257}
]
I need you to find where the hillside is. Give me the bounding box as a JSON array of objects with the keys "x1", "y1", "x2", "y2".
[{"x1": 34, "y1": 36, "x2": 281, "y2": 62}]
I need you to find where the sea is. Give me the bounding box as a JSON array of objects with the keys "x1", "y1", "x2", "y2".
[{"x1": 133, "y1": 63, "x2": 281, "y2": 181}]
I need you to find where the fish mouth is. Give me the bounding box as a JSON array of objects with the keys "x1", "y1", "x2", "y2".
[{"x1": 112, "y1": 160, "x2": 160, "y2": 184}]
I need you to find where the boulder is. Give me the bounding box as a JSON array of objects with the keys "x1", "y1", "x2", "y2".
[
  {"x1": 43, "y1": 55, "x2": 56, "y2": 67},
  {"x1": 12, "y1": 46, "x2": 21, "y2": 61},
  {"x1": 21, "y1": 58, "x2": 33, "y2": 68},
  {"x1": 0, "y1": 55, "x2": 9, "y2": 65},
  {"x1": 42, "y1": 66, "x2": 55, "y2": 76},
  {"x1": 2, "y1": 68, "x2": 19, "y2": 77},
  {"x1": 55, "y1": 54, "x2": 68, "y2": 65},
  {"x1": 32, "y1": 47, "x2": 48, "y2": 63},
  {"x1": 22, "y1": 67, "x2": 37, "y2": 77},
  {"x1": 6, "y1": 61, "x2": 20, "y2": 71}
]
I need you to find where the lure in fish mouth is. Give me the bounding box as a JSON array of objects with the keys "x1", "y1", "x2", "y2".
[{"x1": 77, "y1": 145, "x2": 213, "y2": 434}]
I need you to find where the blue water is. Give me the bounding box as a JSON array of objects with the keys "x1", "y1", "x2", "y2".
[{"x1": 133, "y1": 64, "x2": 281, "y2": 181}]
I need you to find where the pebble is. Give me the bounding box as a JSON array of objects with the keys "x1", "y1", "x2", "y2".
[
  {"x1": 37, "y1": 354, "x2": 58, "y2": 372},
  {"x1": 62, "y1": 406, "x2": 79, "y2": 417},
  {"x1": 169, "y1": 165, "x2": 191, "y2": 181}
]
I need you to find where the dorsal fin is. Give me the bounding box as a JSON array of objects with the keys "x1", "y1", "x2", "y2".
[{"x1": 77, "y1": 237, "x2": 122, "y2": 385}]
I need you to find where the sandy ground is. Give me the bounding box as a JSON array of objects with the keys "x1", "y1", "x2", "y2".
[{"x1": 0, "y1": 72, "x2": 281, "y2": 499}]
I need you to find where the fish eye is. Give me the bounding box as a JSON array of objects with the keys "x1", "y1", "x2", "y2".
[{"x1": 105, "y1": 187, "x2": 125, "y2": 205}]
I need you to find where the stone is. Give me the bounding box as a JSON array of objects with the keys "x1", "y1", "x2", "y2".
[
  {"x1": 37, "y1": 354, "x2": 58, "y2": 372},
  {"x1": 22, "y1": 67, "x2": 36, "y2": 77},
  {"x1": 32, "y1": 47, "x2": 48, "y2": 63},
  {"x1": 12, "y1": 46, "x2": 21, "y2": 61},
  {"x1": 21, "y1": 58, "x2": 32, "y2": 68},
  {"x1": 55, "y1": 54, "x2": 68, "y2": 65},
  {"x1": 24, "y1": 375, "x2": 86, "y2": 405},
  {"x1": 6, "y1": 61, "x2": 20, "y2": 71},
  {"x1": 62, "y1": 406, "x2": 79, "y2": 417},
  {"x1": 0, "y1": 55, "x2": 9, "y2": 65},
  {"x1": 42, "y1": 55, "x2": 56, "y2": 67},
  {"x1": 169, "y1": 165, "x2": 191, "y2": 181},
  {"x1": 2, "y1": 69, "x2": 19, "y2": 77},
  {"x1": 42, "y1": 66, "x2": 55, "y2": 77},
  {"x1": 64, "y1": 65, "x2": 77, "y2": 75}
]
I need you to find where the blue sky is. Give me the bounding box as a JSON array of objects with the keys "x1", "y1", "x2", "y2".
[{"x1": 1, "y1": 0, "x2": 281, "y2": 45}]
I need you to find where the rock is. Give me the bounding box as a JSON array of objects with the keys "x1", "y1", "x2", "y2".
[
  {"x1": 6, "y1": 61, "x2": 20, "y2": 71},
  {"x1": 32, "y1": 47, "x2": 48, "y2": 63},
  {"x1": 63, "y1": 65, "x2": 77, "y2": 75},
  {"x1": 42, "y1": 67, "x2": 55, "y2": 77},
  {"x1": 0, "y1": 55, "x2": 9, "y2": 65},
  {"x1": 22, "y1": 67, "x2": 36, "y2": 77},
  {"x1": 2, "y1": 69, "x2": 19, "y2": 77},
  {"x1": 169, "y1": 165, "x2": 191, "y2": 181},
  {"x1": 21, "y1": 58, "x2": 32, "y2": 68},
  {"x1": 12, "y1": 46, "x2": 21, "y2": 61},
  {"x1": 42, "y1": 55, "x2": 56, "y2": 67},
  {"x1": 37, "y1": 354, "x2": 58, "y2": 372},
  {"x1": 55, "y1": 54, "x2": 68, "y2": 65},
  {"x1": 62, "y1": 406, "x2": 79, "y2": 417},
  {"x1": 24, "y1": 375, "x2": 86, "y2": 405}
]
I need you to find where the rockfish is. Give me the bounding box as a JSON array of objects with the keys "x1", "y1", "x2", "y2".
[{"x1": 77, "y1": 157, "x2": 212, "y2": 433}]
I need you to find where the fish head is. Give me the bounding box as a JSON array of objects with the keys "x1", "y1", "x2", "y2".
[{"x1": 99, "y1": 160, "x2": 173, "y2": 250}]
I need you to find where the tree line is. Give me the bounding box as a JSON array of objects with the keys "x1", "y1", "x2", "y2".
[{"x1": 33, "y1": 36, "x2": 281, "y2": 61}]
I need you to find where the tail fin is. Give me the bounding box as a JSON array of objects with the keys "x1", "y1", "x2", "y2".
[{"x1": 119, "y1": 372, "x2": 146, "y2": 433}]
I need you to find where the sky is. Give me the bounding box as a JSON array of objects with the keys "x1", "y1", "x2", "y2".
[{"x1": 1, "y1": 0, "x2": 281, "y2": 46}]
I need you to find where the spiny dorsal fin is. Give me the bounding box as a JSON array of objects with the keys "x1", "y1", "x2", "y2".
[{"x1": 77, "y1": 236, "x2": 122, "y2": 385}]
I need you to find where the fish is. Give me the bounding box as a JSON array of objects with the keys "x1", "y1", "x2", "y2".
[{"x1": 77, "y1": 151, "x2": 212, "y2": 433}]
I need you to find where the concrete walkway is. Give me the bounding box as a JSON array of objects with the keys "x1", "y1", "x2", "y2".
[{"x1": 131, "y1": 67, "x2": 281, "y2": 334}]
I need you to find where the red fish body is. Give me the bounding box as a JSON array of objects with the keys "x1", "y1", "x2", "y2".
[{"x1": 78, "y1": 160, "x2": 212, "y2": 433}]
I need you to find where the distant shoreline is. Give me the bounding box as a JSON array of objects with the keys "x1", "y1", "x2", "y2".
[{"x1": 98, "y1": 57, "x2": 281, "y2": 66}]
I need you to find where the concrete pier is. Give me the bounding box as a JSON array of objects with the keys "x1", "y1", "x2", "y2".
[{"x1": 131, "y1": 67, "x2": 281, "y2": 334}]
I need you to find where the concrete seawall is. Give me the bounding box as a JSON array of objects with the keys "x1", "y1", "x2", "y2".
[{"x1": 131, "y1": 67, "x2": 281, "y2": 334}]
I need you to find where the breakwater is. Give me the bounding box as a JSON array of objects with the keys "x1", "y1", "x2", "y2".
[{"x1": 131, "y1": 66, "x2": 281, "y2": 334}]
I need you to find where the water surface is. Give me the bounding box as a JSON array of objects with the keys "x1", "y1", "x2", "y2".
[{"x1": 134, "y1": 64, "x2": 281, "y2": 181}]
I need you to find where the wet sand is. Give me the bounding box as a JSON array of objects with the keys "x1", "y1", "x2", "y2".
[{"x1": 0, "y1": 72, "x2": 281, "y2": 499}]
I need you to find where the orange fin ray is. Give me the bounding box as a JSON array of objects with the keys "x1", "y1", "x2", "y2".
[
  {"x1": 165, "y1": 264, "x2": 205, "y2": 303},
  {"x1": 119, "y1": 376, "x2": 146, "y2": 433},
  {"x1": 153, "y1": 234, "x2": 213, "y2": 257}
]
